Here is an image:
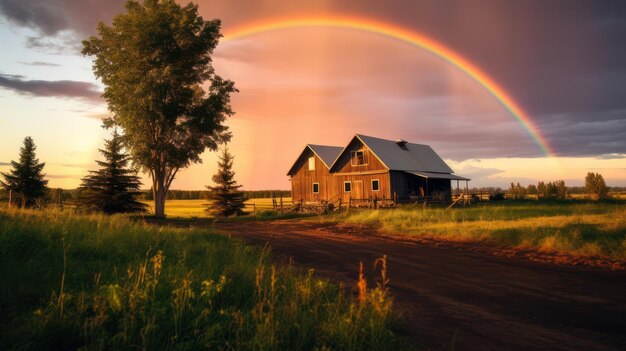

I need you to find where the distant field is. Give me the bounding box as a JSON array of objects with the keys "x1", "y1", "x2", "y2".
[
  {"x1": 141, "y1": 197, "x2": 292, "y2": 218},
  {"x1": 320, "y1": 201, "x2": 626, "y2": 260}
]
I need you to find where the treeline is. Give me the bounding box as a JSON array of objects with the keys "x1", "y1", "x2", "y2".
[
  {"x1": 0, "y1": 188, "x2": 291, "y2": 202},
  {"x1": 140, "y1": 189, "x2": 291, "y2": 200},
  {"x1": 506, "y1": 172, "x2": 613, "y2": 200}
]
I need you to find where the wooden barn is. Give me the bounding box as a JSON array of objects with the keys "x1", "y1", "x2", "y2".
[{"x1": 287, "y1": 134, "x2": 470, "y2": 205}]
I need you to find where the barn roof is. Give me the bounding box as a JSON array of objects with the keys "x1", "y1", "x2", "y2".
[
  {"x1": 286, "y1": 144, "x2": 343, "y2": 175},
  {"x1": 308, "y1": 144, "x2": 344, "y2": 168},
  {"x1": 404, "y1": 171, "x2": 470, "y2": 181},
  {"x1": 329, "y1": 134, "x2": 455, "y2": 174}
]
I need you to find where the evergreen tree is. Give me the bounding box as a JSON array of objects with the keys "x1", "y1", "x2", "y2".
[
  {"x1": 0, "y1": 137, "x2": 48, "y2": 208},
  {"x1": 205, "y1": 145, "x2": 245, "y2": 216},
  {"x1": 80, "y1": 130, "x2": 147, "y2": 214}
]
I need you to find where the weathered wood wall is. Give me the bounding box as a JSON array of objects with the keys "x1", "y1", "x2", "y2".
[{"x1": 290, "y1": 148, "x2": 334, "y2": 202}]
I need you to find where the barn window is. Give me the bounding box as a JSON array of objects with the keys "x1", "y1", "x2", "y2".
[
  {"x1": 351, "y1": 150, "x2": 367, "y2": 166},
  {"x1": 344, "y1": 181, "x2": 351, "y2": 193},
  {"x1": 312, "y1": 183, "x2": 319, "y2": 194},
  {"x1": 308, "y1": 156, "x2": 315, "y2": 170},
  {"x1": 372, "y1": 179, "x2": 380, "y2": 191}
]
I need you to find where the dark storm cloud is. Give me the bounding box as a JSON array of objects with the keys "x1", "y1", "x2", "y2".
[
  {"x1": 18, "y1": 61, "x2": 61, "y2": 67},
  {"x1": 0, "y1": 0, "x2": 125, "y2": 36},
  {"x1": 2, "y1": 0, "x2": 625, "y2": 157},
  {"x1": 0, "y1": 73, "x2": 102, "y2": 102}
]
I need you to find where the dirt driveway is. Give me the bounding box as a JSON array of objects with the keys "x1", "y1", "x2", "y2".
[{"x1": 208, "y1": 220, "x2": 626, "y2": 350}]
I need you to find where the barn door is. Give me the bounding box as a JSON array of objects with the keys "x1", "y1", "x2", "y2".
[{"x1": 352, "y1": 180, "x2": 364, "y2": 199}]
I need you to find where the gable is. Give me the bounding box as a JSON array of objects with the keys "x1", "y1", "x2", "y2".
[
  {"x1": 287, "y1": 145, "x2": 342, "y2": 176},
  {"x1": 329, "y1": 137, "x2": 387, "y2": 173},
  {"x1": 349, "y1": 134, "x2": 454, "y2": 173}
]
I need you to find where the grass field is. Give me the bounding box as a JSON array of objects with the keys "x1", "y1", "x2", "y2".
[
  {"x1": 321, "y1": 201, "x2": 626, "y2": 260},
  {"x1": 0, "y1": 207, "x2": 402, "y2": 350},
  {"x1": 141, "y1": 198, "x2": 293, "y2": 218}
]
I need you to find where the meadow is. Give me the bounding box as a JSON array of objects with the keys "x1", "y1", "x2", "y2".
[
  {"x1": 141, "y1": 198, "x2": 292, "y2": 218},
  {"x1": 141, "y1": 198, "x2": 626, "y2": 260},
  {"x1": 322, "y1": 201, "x2": 626, "y2": 260},
  {"x1": 0, "y1": 207, "x2": 402, "y2": 350}
]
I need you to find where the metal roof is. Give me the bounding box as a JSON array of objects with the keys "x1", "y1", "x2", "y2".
[
  {"x1": 404, "y1": 171, "x2": 471, "y2": 181},
  {"x1": 308, "y1": 144, "x2": 344, "y2": 168},
  {"x1": 352, "y1": 134, "x2": 455, "y2": 173},
  {"x1": 286, "y1": 144, "x2": 343, "y2": 175}
]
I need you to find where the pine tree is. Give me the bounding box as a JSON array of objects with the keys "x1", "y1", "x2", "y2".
[
  {"x1": 0, "y1": 137, "x2": 48, "y2": 208},
  {"x1": 205, "y1": 145, "x2": 245, "y2": 217},
  {"x1": 80, "y1": 130, "x2": 147, "y2": 214}
]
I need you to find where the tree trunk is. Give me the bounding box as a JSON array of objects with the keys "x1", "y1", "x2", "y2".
[{"x1": 154, "y1": 188, "x2": 166, "y2": 217}]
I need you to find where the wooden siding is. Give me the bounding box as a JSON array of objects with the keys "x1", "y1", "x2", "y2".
[
  {"x1": 290, "y1": 137, "x2": 453, "y2": 204},
  {"x1": 290, "y1": 148, "x2": 334, "y2": 202},
  {"x1": 332, "y1": 138, "x2": 388, "y2": 173}
]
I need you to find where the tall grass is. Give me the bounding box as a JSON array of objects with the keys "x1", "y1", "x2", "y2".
[
  {"x1": 323, "y1": 201, "x2": 626, "y2": 259},
  {"x1": 0, "y1": 207, "x2": 403, "y2": 350}
]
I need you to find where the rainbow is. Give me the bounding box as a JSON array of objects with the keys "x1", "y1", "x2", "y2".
[{"x1": 222, "y1": 16, "x2": 555, "y2": 156}]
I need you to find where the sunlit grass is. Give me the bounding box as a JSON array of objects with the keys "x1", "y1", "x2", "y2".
[
  {"x1": 320, "y1": 201, "x2": 626, "y2": 260},
  {"x1": 140, "y1": 198, "x2": 293, "y2": 218},
  {"x1": 0, "y1": 206, "x2": 403, "y2": 350}
]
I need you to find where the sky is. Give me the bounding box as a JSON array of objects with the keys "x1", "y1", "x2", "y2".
[{"x1": 0, "y1": 0, "x2": 625, "y2": 190}]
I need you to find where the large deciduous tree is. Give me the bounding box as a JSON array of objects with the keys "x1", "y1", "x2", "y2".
[
  {"x1": 79, "y1": 130, "x2": 147, "y2": 214},
  {"x1": 82, "y1": 0, "x2": 236, "y2": 217},
  {"x1": 0, "y1": 137, "x2": 48, "y2": 208},
  {"x1": 205, "y1": 145, "x2": 245, "y2": 217},
  {"x1": 585, "y1": 172, "x2": 609, "y2": 200}
]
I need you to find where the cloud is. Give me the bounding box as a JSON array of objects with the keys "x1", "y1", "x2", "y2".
[
  {"x1": 0, "y1": 73, "x2": 102, "y2": 102},
  {"x1": 595, "y1": 153, "x2": 626, "y2": 160},
  {"x1": 0, "y1": 0, "x2": 125, "y2": 36},
  {"x1": 18, "y1": 61, "x2": 61, "y2": 67},
  {"x1": 25, "y1": 33, "x2": 82, "y2": 54},
  {"x1": 0, "y1": 162, "x2": 10, "y2": 166}
]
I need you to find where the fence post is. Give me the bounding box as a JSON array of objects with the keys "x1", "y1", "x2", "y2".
[
  {"x1": 280, "y1": 195, "x2": 283, "y2": 214},
  {"x1": 374, "y1": 196, "x2": 378, "y2": 209},
  {"x1": 338, "y1": 198, "x2": 342, "y2": 212},
  {"x1": 348, "y1": 197, "x2": 352, "y2": 212},
  {"x1": 8, "y1": 189, "x2": 12, "y2": 209}
]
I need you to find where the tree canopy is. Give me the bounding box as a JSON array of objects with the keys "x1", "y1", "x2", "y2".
[
  {"x1": 585, "y1": 172, "x2": 609, "y2": 200},
  {"x1": 0, "y1": 137, "x2": 48, "y2": 208},
  {"x1": 80, "y1": 130, "x2": 147, "y2": 214},
  {"x1": 82, "y1": 0, "x2": 236, "y2": 217}
]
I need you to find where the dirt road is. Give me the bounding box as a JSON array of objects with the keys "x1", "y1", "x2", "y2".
[{"x1": 211, "y1": 220, "x2": 626, "y2": 350}]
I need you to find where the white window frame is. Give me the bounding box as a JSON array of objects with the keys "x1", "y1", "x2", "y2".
[
  {"x1": 343, "y1": 181, "x2": 352, "y2": 193},
  {"x1": 371, "y1": 179, "x2": 380, "y2": 192},
  {"x1": 312, "y1": 182, "x2": 319, "y2": 194},
  {"x1": 350, "y1": 150, "x2": 368, "y2": 166},
  {"x1": 308, "y1": 156, "x2": 315, "y2": 170}
]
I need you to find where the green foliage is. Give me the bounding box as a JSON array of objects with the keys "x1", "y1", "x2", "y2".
[
  {"x1": 508, "y1": 182, "x2": 527, "y2": 199},
  {"x1": 0, "y1": 208, "x2": 403, "y2": 350},
  {"x1": 537, "y1": 180, "x2": 567, "y2": 199},
  {"x1": 206, "y1": 146, "x2": 245, "y2": 216},
  {"x1": 489, "y1": 192, "x2": 506, "y2": 201},
  {"x1": 526, "y1": 184, "x2": 537, "y2": 195},
  {"x1": 79, "y1": 130, "x2": 147, "y2": 214},
  {"x1": 585, "y1": 172, "x2": 609, "y2": 200},
  {"x1": 82, "y1": 0, "x2": 237, "y2": 217},
  {"x1": 0, "y1": 137, "x2": 48, "y2": 208}
]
